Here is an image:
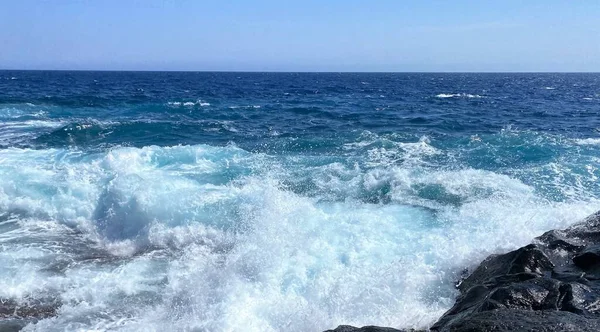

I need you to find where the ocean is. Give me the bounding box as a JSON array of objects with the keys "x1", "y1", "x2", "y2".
[{"x1": 1, "y1": 71, "x2": 599, "y2": 331}]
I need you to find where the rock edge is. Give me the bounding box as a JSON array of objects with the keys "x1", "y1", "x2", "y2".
[{"x1": 326, "y1": 210, "x2": 600, "y2": 332}]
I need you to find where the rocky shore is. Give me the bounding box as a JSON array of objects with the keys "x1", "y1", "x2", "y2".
[
  {"x1": 4, "y1": 212, "x2": 600, "y2": 331},
  {"x1": 0, "y1": 297, "x2": 60, "y2": 332},
  {"x1": 326, "y1": 210, "x2": 600, "y2": 332}
]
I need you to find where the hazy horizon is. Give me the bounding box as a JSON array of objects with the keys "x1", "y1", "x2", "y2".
[
  {"x1": 2, "y1": 69, "x2": 600, "y2": 73},
  {"x1": 2, "y1": 0, "x2": 599, "y2": 72}
]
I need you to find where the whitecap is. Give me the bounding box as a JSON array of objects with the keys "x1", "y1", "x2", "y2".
[
  {"x1": 228, "y1": 105, "x2": 260, "y2": 109},
  {"x1": 1, "y1": 142, "x2": 598, "y2": 331},
  {"x1": 575, "y1": 138, "x2": 600, "y2": 145},
  {"x1": 435, "y1": 93, "x2": 483, "y2": 99},
  {"x1": 168, "y1": 100, "x2": 210, "y2": 107}
]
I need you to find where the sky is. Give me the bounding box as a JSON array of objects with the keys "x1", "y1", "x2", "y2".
[{"x1": 1, "y1": 0, "x2": 600, "y2": 72}]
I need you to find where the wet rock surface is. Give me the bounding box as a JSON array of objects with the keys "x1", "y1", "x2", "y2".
[
  {"x1": 432, "y1": 210, "x2": 600, "y2": 331},
  {"x1": 324, "y1": 325, "x2": 422, "y2": 332},
  {"x1": 0, "y1": 298, "x2": 60, "y2": 319},
  {"x1": 0, "y1": 297, "x2": 61, "y2": 330},
  {"x1": 325, "y1": 211, "x2": 600, "y2": 332}
]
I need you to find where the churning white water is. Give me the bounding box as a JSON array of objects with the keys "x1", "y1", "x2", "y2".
[{"x1": 0, "y1": 136, "x2": 598, "y2": 331}]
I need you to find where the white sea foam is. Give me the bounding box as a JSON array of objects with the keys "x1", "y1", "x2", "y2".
[
  {"x1": 167, "y1": 99, "x2": 211, "y2": 107},
  {"x1": 0, "y1": 108, "x2": 28, "y2": 119},
  {"x1": 575, "y1": 138, "x2": 600, "y2": 145},
  {"x1": 63, "y1": 123, "x2": 93, "y2": 131},
  {"x1": 343, "y1": 133, "x2": 438, "y2": 167},
  {"x1": 0, "y1": 105, "x2": 47, "y2": 120},
  {"x1": 228, "y1": 105, "x2": 261, "y2": 109},
  {"x1": 0, "y1": 142, "x2": 597, "y2": 331},
  {"x1": 435, "y1": 93, "x2": 483, "y2": 99},
  {"x1": 0, "y1": 120, "x2": 64, "y2": 145}
]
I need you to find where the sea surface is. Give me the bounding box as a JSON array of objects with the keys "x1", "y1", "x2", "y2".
[{"x1": 1, "y1": 71, "x2": 600, "y2": 331}]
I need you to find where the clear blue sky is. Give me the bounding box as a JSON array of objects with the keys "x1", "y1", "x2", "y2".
[{"x1": 1, "y1": 0, "x2": 599, "y2": 72}]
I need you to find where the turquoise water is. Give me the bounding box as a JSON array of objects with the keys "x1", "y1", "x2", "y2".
[{"x1": 1, "y1": 71, "x2": 599, "y2": 331}]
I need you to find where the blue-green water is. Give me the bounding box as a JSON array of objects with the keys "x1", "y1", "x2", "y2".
[{"x1": 1, "y1": 71, "x2": 599, "y2": 331}]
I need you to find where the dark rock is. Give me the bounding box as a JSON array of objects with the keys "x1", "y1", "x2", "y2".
[
  {"x1": 486, "y1": 277, "x2": 563, "y2": 310},
  {"x1": 573, "y1": 245, "x2": 600, "y2": 269},
  {"x1": 457, "y1": 244, "x2": 554, "y2": 293},
  {"x1": 325, "y1": 211, "x2": 600, "y2": 332},
  {"x1": 559, "y1": 282, "x2": 600, "y2": 316},
  {"x1": 560, "y1": 211, "x2": 600, "y2": 244},
  {"x1": 0, "y1": 298, "x2": 60, "y2": 332},
  {"x1": 441, "y1": 309, "x2": 600, "y2": 332},
  {"x1": 0, "y1": 298, "x2": 59, "y2": 319},
  {"x1": 536, "y1": 230, "x2": 585, "y2": 252},
  {"x1": 431, "y1": 211, "x2": 600, "y2": 331},
  {"x1": 324, "y1": 325, "x2": 419, "y2": 332},
  {"x1": 0, "y1": 319, "x2": 27, "y2": 332}
]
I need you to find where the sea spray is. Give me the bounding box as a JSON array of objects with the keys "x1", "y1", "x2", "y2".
[{"x1": 0, "y1": 72, "x2": 598, "y2": 331}]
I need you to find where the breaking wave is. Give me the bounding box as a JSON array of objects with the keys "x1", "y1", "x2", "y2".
[{"x1": 1, "y1": 130, "x2": 598, "y2": 331}]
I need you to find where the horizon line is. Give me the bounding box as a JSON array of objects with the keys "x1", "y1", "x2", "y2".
[{"x1": 1, "y1": 69, "x2": 600, "y2": 74}]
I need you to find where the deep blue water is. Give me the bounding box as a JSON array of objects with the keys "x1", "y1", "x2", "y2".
[
  {"x1": 2, "y1": 72, "x2": 600, "y2": 150},
  {"x1": 1, "y1": 71, "x2": 599, "y2": 331}
]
